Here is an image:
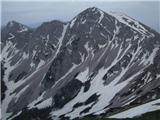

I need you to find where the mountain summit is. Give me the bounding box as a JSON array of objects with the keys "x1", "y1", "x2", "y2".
[{"x1": 1, "y1": 7, "x2": 160, "y2": 120}]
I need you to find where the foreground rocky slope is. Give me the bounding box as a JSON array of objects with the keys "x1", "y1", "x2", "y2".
[{"x1": 1, "y1": 7, "x2": 160, "y2": 120}]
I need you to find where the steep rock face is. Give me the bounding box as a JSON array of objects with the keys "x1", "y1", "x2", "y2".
[
  {"x1": 1, "y1": 7, "x2": 160, "y2": 120},
  {"x1": 1, "y1": 20, "x2": 65, "y2": 119},
  {"x1": 1, "y1": 20, "x2": 31, "y2": 48},
  {"x1": 48, "y1": 8, "x2": 160, "y2": 119}
]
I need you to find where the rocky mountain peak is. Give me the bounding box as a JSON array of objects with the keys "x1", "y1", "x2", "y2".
[
  {"x1": 69, "y1": 7, "x2": 108, "y2": 28},
  {"x1": 34, "y1": 20, "x2": 65, "y2": 38},
  {"x1": 6, "y1": 20, "x2": 20, "y2": 27},
  {"x1": 5, "y1": 20, "x2": 30, "y2": 33},
  {"x1": 1, "y1": 7, "x2": 160, "y2": 120}
]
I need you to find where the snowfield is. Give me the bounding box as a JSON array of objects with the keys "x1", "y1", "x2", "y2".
[{"x1": 109, "y1": 99, "x2": 160, "y2": 118}]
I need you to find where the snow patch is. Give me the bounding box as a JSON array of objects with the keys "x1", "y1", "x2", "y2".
[
  {"x1": 84, "y1": 42, "x2": 92, "y2": 53},
  {"x1": 1, "y1": 58, "x2": 25, "y2": 119},
  {"x1": 51, "y1": 24, "x2": 68, "y2": 62},
  {"x1": 109, "y1": 99, "x2": 160, "y2": 118},
  {"x1": 81, "y1": 19, "x2": 86, "y2": 24},
  {"x1": 98, "y1": 43, "x2": 106, "y2": 48},
  {"x1": 109, "y1": 12, "x2": 153, "y2": 37},
  {"x1": 66, "y1": 35, "x2": 76, "y2": 46},
  {"x1": 52, "y1": 67, "x2": 142, "y2": 119},
  {"x1": 37, "y1": 59, "x2": 45, "y2": 69},
  {"x1": 17, "y1": 25, "x2": 28, "y2": 32},
  {"x1": 100, "y1": 33, "x2": 108, "y2": 40},
  {"x1": 28, "y1": 92, "x2": 46, "y2": 109},
  {"x1": 14, "y1": 85, "x2": 30, "y2": 102},
  {"x1": 30, "y1": 62, "x2": 35, "y2": 67},
  {"x1": 8, "y1": 33, "x2": 15, "y2": 39},
  {"x1": 98, "y1": 10, "x2": 104, "y2": 24},
  {"x1": 36, "y1": 98, "x2": 52, "y2": 109},
  {"x1": 22, "y1": 52, "x2": 29, "y2": 59},
  {"x1": 157, "y1": 74, "x2": 160, "y2": 79},
  {"x1": 79, "y1": 52, "x2": 85, "y2": 62},
  {"x1": 76, "y1": 68, "x2": 89, "y2": 83},
  {"x1": 70, "y1": 17, "x2": 77, "y2": 28},
  {"x1": 45, "y1": 34, "x2": 50, "y2": 46},
  {"x1": 145, "y1": 48, "x2": 159, "y2": 65},
  {"x1": 32, "y1": 50, "x2": 36, "y2": 58},
  {"x1": 52, "y1": 63, "x2": 78, "y2": 89}
]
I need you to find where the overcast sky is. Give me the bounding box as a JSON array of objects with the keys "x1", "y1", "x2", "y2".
[{"x1": 1, "y1": 0, "x2": 160, "y2": 32}]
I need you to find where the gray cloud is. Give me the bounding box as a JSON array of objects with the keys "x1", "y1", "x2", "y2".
[{"x1": 2, "y1": 1, "x2": 160, "y2": 32}]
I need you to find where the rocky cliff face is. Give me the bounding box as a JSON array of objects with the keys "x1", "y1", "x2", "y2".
[{"x1": 1, "y1": 7, "x2": 160, "y2": 120}]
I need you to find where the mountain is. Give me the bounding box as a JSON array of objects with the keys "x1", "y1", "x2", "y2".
[{"x1": 1, "y1": 7, "x2": 160, "y2": 120}]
